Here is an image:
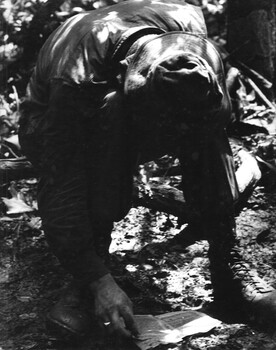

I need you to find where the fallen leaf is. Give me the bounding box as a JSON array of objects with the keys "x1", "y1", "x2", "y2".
[{"x1": 1, "y1": 197, "x2": 34, "y2": 214}]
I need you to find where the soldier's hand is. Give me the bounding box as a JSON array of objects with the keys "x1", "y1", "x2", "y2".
[{"x1": 90, "y1": 273, "x2": 138, "y2": 338}]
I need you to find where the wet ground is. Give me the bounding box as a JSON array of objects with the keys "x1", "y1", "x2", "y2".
[{"x1": 1, "y1": 184, "x2": 276, "y2": 350}]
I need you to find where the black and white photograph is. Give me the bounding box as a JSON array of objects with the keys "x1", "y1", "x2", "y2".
[{"x1": 1, "y1": 0, "x2": 276, "y2": 349}]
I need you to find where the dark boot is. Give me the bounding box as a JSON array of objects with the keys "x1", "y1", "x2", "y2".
[
  {"x1": 208, "y1": 222, "x2": 276, "y2": 329},
  {"x1": 47, "y1": 282, "x2": 93, "y2": 338}
]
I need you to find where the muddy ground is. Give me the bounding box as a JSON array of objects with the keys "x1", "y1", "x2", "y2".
[{"x1": 1, "y1": 180, "x2": 276, "y2": 350}]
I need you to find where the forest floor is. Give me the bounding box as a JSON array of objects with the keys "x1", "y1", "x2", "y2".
[{"x1": 1, "y1": 181, "x2": 276, "y2": 350}]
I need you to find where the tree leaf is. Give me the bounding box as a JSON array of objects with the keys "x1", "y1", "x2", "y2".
[{"x1": 1, "y1": 197, "x2": 34, "y2": 214}]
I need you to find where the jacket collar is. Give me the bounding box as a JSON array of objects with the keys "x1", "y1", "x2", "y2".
[{"x1": 112, "y1": 26, "x2": 165, "y2": 63}]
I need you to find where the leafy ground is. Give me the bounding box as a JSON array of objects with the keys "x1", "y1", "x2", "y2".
[{"x1": 1, "y1": 182, "x2": 276, "y2": 350}]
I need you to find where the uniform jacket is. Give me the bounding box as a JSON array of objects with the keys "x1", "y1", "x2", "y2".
[{"x1": 26, "y1": 0, "x2": 207, "y2": 115}]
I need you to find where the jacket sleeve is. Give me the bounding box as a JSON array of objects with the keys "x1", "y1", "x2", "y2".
[{"x1": 28, "y1": 80, "x2": 111, "y2": 284}]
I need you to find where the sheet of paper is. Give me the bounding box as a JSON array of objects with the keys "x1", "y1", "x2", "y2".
[{"x1": 134, "y1": 310, "x2": 221, "y2": 350}]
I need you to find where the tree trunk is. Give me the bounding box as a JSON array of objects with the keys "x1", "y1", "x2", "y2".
[{"x1": 227, "y1": 0, "x2": 276, "y2": 97}]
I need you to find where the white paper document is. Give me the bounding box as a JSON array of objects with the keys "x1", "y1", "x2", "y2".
[{"x1": 134, "y1": 310, "x2": 221, "y2": 350}]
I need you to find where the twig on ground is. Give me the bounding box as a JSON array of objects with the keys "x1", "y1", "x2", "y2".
[{"x1": 245, "y1": 77, "x2": 276, "y2": 111}]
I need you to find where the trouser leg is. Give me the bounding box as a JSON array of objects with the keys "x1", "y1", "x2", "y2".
[
  {"x1": 84, "y1": 90, "x2": 133, "y2": 224},
  {"x1": 179, "y1": 130, "x2": 239, "y2": 299},
  {"x1": 179, "y1": 131, "x2": 276, "y2": 327},
  {"x1": 179, "y1": 130, "x2": 237, "y2": 237},
  {"x1": 84, "y1": 89, "x2": 134, "y2": 261}
]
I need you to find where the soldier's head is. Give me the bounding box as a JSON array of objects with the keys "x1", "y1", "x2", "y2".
[{"x1": 123, "y1": 32, "x2": 231, "y2": 130}]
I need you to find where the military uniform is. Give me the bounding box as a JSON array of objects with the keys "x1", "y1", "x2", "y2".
[{"x1": 19, "y1": 0, "x2": 276, "y2": 335}]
